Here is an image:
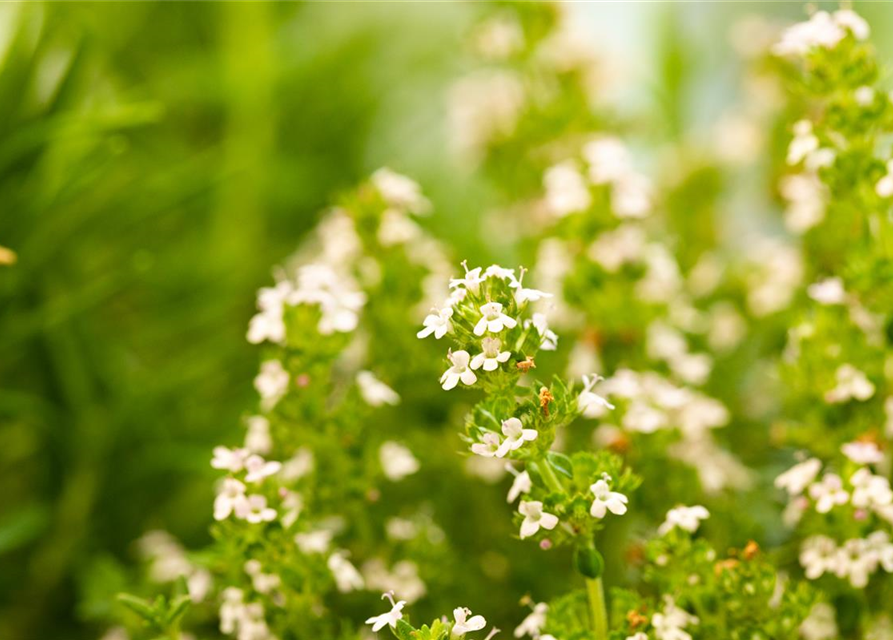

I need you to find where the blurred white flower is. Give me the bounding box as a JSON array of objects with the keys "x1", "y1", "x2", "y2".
[
  {"x1": 254, "y1": 360, "x2": 290, "y2": 410},
  {"x1": 357, "y1": 371, "x2": 400, "y2": 407},
  {"x1": 544, "y1": 160, "x2": 591, "y2": 218},
  {"x1": 328, "y1": 551, "x2": 365, "y2": 593},
  {"x1": 365, "y1": 592, "x2": 405, "y2": 631},
  {"x1": 379, "y1": 442, "x2": 420, "y2": 481},
  {"x1": 214, "y1": 478, "x2": 247, "y2": 521},
  {"x1": 807, "y1": 277, "x2": 846, "y2": 305},
  {"x1": 371, "y1": 168, "x2": 431, "y2": 215},
  {"x1": 652, "y1": 597, "x2": 698, "y2": 640},
  {"x1": 578, "y1": 374, "x2": 614, "y2": 418},
  {"x1": 212, "y1": 446, "x2": 249, "y2": 473},
  {"x1": 506, "y1": 467, "x2": 532, "y2": 503},
  {"x1": 658, "y1": 505, "x2": 709, "y2": 535},
  {"x1": 514, "y1": 602, "x2": 548, "y2": 638},
  {"x1": 842, "y1": 441, "x2": 884, "y2": 465},
  {"x1": 809, "y1": 474, "x2": 849, "y2": 513},
  {"x1": 775, "y1": 458, "x2": 822, "y2": 495},
  {"x1": 825, "y1": 364, "x2": 875, "y2": 404},
  {"x1": 244, "y1": 416, "x2": 272, "y2": 455},
  {"x1": 243, "y1": 454, "x2": 281, "y2": 484}
]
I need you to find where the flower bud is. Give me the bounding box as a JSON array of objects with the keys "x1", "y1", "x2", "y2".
[{"x1": 574, "y1": 544, "x2": 604, "y2": 579}]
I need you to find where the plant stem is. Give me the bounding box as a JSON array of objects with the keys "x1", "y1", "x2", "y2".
[
  {"x1": 586, "y1": 577, "x2": 608, "y2": 640},
  {"x1": 536, "y1": 459, "x2": 564, "y2": 494}
]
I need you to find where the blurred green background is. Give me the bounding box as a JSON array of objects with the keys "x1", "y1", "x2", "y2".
[{"x1": 2, "y1": 3, "x2": 893, "y2": 639}]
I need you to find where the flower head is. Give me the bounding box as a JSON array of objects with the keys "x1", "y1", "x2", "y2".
[{"x1": 452, "y1": 607, "x2": 487, "y2": 636}]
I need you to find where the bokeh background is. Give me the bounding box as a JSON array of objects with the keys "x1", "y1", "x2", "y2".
[{"x1": 2, "y1": 3, "x2": 893, "y2": 639}]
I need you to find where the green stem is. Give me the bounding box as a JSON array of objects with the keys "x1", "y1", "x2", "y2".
[
  {"x1": 586, "y1": 577, "x2": 609, "y2": 640},
  {"x1": 536, "y1": 459, "x2": 563, "y2": 494}
]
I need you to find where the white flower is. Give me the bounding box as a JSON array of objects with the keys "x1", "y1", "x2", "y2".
[
  {"x1": 850, "y1": 468, "x2": 893, "y2": 509},
  {"x1": 825, "y1": 364, "x2": 875, "y2": 403},
  {"x1": 294, "y1": 529, "x2": 333, "y2": 554},
  {"x1": 211, "y1": 446, "x2": 249, "y2": 473},
  {"x1": 626, "y1": 635, "x2": 648, "y2": 640},
  {"x1": 578, "y1": 374, "x2": 615, "y2": 418},
  {"x1": 450, "y1": 265, "x2": 486, "y2": 296},
  {"x1": 842, "y1": 441, "x2": 884, "y2": 465},
  {"x1": 544, "y1": 161, "x2": 591, "y2": 218},
  {"x1": 518, "y1": 500, "x2": 558, "y2": 539},
  {"x1": 237, "y1": 494, "x2": 277, "y2": 523},
  {"x1": 247, "y1": 282, "x2": 290, "y2": 345},
  {"x1": 470, "y1": 337, "x2": 512, "y2": 372},
  {"x1": 280, "y1": 448, "x2": 314, "y2": 482},
  {"x1": 452, "y1": 607, "x2": 486, "y2": 636},
  {"x1": 214, "y1": 478, "x2": 247, "y2": 521},
  {"x1": 780, "y1": 173, "x2": 826, "y2": 234},
  {"x1": 775, "y1": 458, "x2": 822, "y2": 495},
  {"x1": 496, "y1": 417, "x2": 537, "y2": 457},
  {"x1": 658, "y1": 505, "x2": 709, "y2": 535},
  {"x1": 357, "y1": 371, "x2": 401, "y2": 407},
  {"x1": 809, "y1": 474, "x2": 849, "y2": 513},
  {"x1": 371, "y1": 168, "x2": 431, "y2": 215},
  {"x1": 474, "y1": 302, "x2": 518, "y2": 336},
  {"x1": 379, "y1": 210, "x2": 421, "y2": 246},
  {"x1": 366, "y1": 592, "x2": 406, "y2": 632},
  {"x1": 583, "y1": 137, "x2": 631, "y2": 184},
  {"x1": 514, "y1": 602, "x2": 548, "y2": 638},
  {"x1": 833, "y1": 9, "x2": 870, "y2": 40},
  {"x1": 876, "y1": 160, "x2": 893, "y2": 198},
  {"x1": 441, "y1": 350, "x2": 478, "y2": 390},
  {"x1": 244, "y1": 416, "x2": 272, "y2": 455},
  {"x1": 243, "y1": 454, "x2": 281, "y2": 484},
  {"x1": 471, "y1": 432, "x2": 502, "y2": 458},
  {"x1": 786, "y1": 120, "x2": 819, "y2": 165},
  {"x1": 418, "y1": 306, "x2": 454, "y2": 339},
  {"x1": 510, "y1": 271, "x2": 552, "y2": 304},
  {"x1": 800, "y1": 535, "x2": 840, "y2": 580},
  {"x1": 484, "y1": 264, "x2": 516, "y2": 280},
  {"x1": 507, "y1": 468, "x2": 532, "y2": 503},
  {"x1": 280, "y1": 490, "x2": 303, "y2": 528},
  {"x1": 652, "y1": 597, "x2": 698, "y2": 640},
  {"x1": 855, "y1": 85, "x2": 876, "y2": 107},
  {"x1": 799, "y1": 603, "x2": 838, "y2": 640},
  {"x1": 328, "y1": 551, "x2": 365, "y2": 593},
  {"x1": 527, "y1": 313, "x2": 558, "y2": 351},
  {"x1": 589, "y1": 224, "x2": 646, "y2": 272},
  {"x1": 589, "y1": 479, "x2": 628, "y2": 518},
  {"x1": 773, "y1": 11, "x2": 845, "y2": 57},
  {"x1": 379, "y1": 442, "x2": 420, "y2": 481},
  {"x1": 611, "y1": 173, "x2": 652, "y2": 219},
  {"x1": 807, "y1": 277, "x2": 846, "y2": 305},
  {"x1": 254, "y1": 360, "x2": 290, "y2": 410}
]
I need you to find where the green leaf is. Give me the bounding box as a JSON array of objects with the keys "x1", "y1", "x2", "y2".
[
  {"x1": 547, "y1": 451, "x2": 573, "y2": 478},
  {"x1": 395, "y1": 618, "x2": 416, "y2": 640},
  {"x1": 116, "y1": 593, "x2": 157, "y2": 622}
]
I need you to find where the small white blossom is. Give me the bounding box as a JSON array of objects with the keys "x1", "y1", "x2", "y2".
[
  {"x1": 450, "y1": 265, "x2": 486, "y2": 296},
  {"x1": 544, "y1": 161, "x2": 591, "y2": 218},
  {"x1": 652, "y1": 597, "x2": 698, "y2": 640},
  {"x1": 842, "y1": 441, "x2": 884, "y2": 465},
  {"x1": 773, "y1": 11, "x2": 845, "y2": 57},
  {"x1": 365, "y1": 592, "x2": 406, "y2": 631},
  {"x1": 807, "y1": 277, "x2": 846, "y2": 305},
  {"x1": 800, "y1": 535, "x2": 839, "y2": 580},
  {"x1": 452, "y1": 607, "x2": 487, "y2": 636},
  {"x1": 527, "y1": 313, "x2": 558, "y2": 351},
  {"x1": 658, "y1": 505, "x2": 709, "y2": 535},
  {"x1": 471, "y1": 432, "x2": 502, "y2": 458},
  {"x1": 876, "y1": 160, "x2": 893, "y2": 198},
  {"x1": 855, "y1": 85, "x2": 876, "y2": 107},
  {"x1": 212, "y1": 446, "x2": 249, "y2": 473},
  {"x1": 474, "y1": 302, "x2": 518, "y2": 336},
  {"x1": 583, "y1": 136, "x2": 632, "y2": 184},
  {"x1": 328, "y1": 551, "x2": 365, "y2": 593},
  {"x1": 809, "y1": 474, "x2": 849, "y2": 513},
  {"x1": 294, "y1": 529, "x2": 333, "y2": 554},
  {"x1": 496, "y1": 417, "x2": 537, "y2": 458},
  {"x1": 371, "y1": 167, "x2": 431, "y2": 215},
  {"x1": 379, "y1": 442, "x2": 420, "y2": 481},
  {"x1": 214, "y1": 478, "x2": 247, "y2": 521},
  {"x1": 441, "y1": 350, "x2": 478, "y2": 390},
  {"x1": 418, "y1": 306, "x2": 454, "y2": 339},
  {"x1": 775, "y1": 458, "x2": 822, "y2": 495},
  {"x1": 238, "y1": 494, "x2": 277, "y2": 524},
  {"x1": 244, "y1": 416, "x2": 272, "y2": 455},
  {"x1": 799, "y1": 603, "x2": 838, "y2": 640},
  {"x1": 514, "y1": 602, "x2": 548, "y2": 638},
  {"x1": 786, "y1": 120, "x2": 819, "y2": 166},
  {"x1": 518, "y1": 501, "x2": 558, "y2": 539},
  {"x1": 589, "y1": 479, "x2": 628, "y2": 518},
  {"x1": 850, "y1": 468, "x2": 893, "y2": 509},
  {"x1": 254, "y1": 360, "x2": 290, "y2": 410},
  {"x1": 247, "y1": 282, "x2": 290, "y2": 345},
  {"x1": 825, "y1": 364, "x2": 875, "y2": 404},
  {"x1": 357, "y1": 371, "x2": 401, "y2": 407},
  {"x1": 244, "y1": 454, "x2": 282, "y2": 484},
  {"x1": 470, "y1": 337, "x2": 512, "y2": 372},
  {"x1": 578, "y1": 374, "x2": 615, "y2": 418},
  {"x1": 507, "y1": 467, "x2": 532, "y2": 503}
]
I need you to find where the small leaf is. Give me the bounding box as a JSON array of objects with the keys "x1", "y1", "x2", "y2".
[
  {"x1": 395, "y1": 617, "x2": 416, "y2": 640},
  {"x1": 547, "y1": 451, "x2": 573, "y2": 478},
  {"x1": 116, "y1": 593, "x2": 157, "y2": 622}
]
